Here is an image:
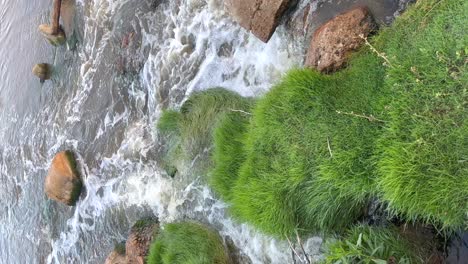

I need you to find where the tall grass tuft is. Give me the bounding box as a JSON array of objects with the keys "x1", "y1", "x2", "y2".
[
  {"x1": 157, "y1": 88, "x2": 253, "y2": 176},
  {"x1": 375, "y1": 0, "x2": 468, "y2": 229},
  {"x1": 147, "y1": 222, "x2": 230, "y2": 264},
  {"x1": 214, "y1": 52, "x2": 387, "y2": 235},
  {"x1": 211, "y1": 111, "x2": 252, "y2": 201}
]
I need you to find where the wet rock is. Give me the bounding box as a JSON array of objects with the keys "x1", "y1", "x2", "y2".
[
  {"x1": 105, "y1": 249, "x2": 126, "y2": 264},
  {"x1": 287, "y1": 3, "x2": 311, "y2": 38},
  {"x1": 45, "y1": 151, "x2": 82, "y2": 206},
  {"x1": 305, "y1": 7, "x2": 376, "y2": 73},
  {"x1": 225, "y1": 0, "x2": 292, "y2": 42},
  {"x1": 225, "y1": 236, "x2": 252, "y2": 264},
  {"x1": 38, "y1": 24, "x2": 67, "y2": 46},
  {"x1": 32, "y1": 63, "x2": 52, "y2": 83},
  {"x1": 398, "y1": 224, "x2": 444, "y2": 263},
  {"x1": 60, "y1": 0, "x2": 76, "y2": 38},
  {"x1": 126, "y1": 219, "x2": 159, "y2": 264}
]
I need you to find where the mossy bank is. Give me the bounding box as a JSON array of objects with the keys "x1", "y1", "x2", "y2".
[{"x1": 156, "y1": 0, "x2": 467, "y2": 261}]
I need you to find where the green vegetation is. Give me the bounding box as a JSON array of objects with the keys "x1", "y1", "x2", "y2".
[
  {"x1": 157, "y1": 0, "x2": 466, "y2": 245},
  {"x1": 374, "y1": 0, "x2": 468, "y2": 229},
  {"x1": 322, "y1": 225, "x2": 422, "y2": 264},
  {"x1": 211, "y1": 50, "x2": 388, "y2": 236},
  {"x1": 157, "y1": 88, "x2": 253, "y2": 175},
  {"x1": 211, "y1": 111, "x2": 252, "y2": 201},
  {"x1": 147, "y1": 222, "x2": 230, "y2": 264},
  {"x1": 210, "y1": 0, "x2": 467, "y2": 235}
]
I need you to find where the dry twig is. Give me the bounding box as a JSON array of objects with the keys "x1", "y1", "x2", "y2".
[
  {"x1": 229, "y1": 109, "x2": 252, "y2": 115},
  {"x1": 295, "y1": 230, "x2": 311, "y2": 264},
  {"x1": 359, "y1": 34, "x2": 393, "y2": 68},
  {"x1": 336, "y1": 110, "x2": 386, "y2": 123},
  {"x1": 286, "y1": 236, "x2": 304, "y2": 263}
]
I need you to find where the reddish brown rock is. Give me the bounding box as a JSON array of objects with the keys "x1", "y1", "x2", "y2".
[
  {"x1": 45, "y1": 151, "x2": 82, "y2": 206},
  {"x1": 305, "y1": 7, "x2": 376, "y2": 73},
  {"x1": 225, "y1": 0, "x2": 291, "y2": 42},
  {"x1": 105, "y1": 250, "x2": 126, "y2": 264},
  {"x1": 126, "y1": 219, "x2": 159, "y2": 264}
]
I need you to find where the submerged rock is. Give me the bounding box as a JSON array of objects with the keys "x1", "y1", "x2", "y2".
[
  {"x1": 126, "y1": 219, "x2": 159, "y2": 264},
  {"x1": 225, "y1": 0, "x2": 292, "y2": 42},
  {"x1": 38, "y1": 24, "x2": 67, "y2": 46},
  {"x1": 305, "y1": 7, "x2": 376, "y2": 72},
  {"x1": 32, "y1": 63, "x2": 51, "y2": 83},
  {"x1": 45, "y1": 151, "x2": 82, "y2": 206}
]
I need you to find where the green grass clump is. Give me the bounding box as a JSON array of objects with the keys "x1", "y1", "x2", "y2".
[
  {"x1": 322, "y1": 225, "x2": 422, "y2": 264},
  {"x1": 375, "y1": 0, "x2": 468, "y2": 229},
  {"x1": 213, "y1": 52, "x2": 387, "y2": 235},
  {"x1": 210, "y1": 0, "x2": 467, "y2": 235},
  {"x1": 157, "y1": 110, "x2": 182, "y2": 135},
  {"x1": 157, "y1": 88, "x2": 253, "y2": 175},
  {"x1": 211, "y1": 111, "x2": 251, "y2": 201},
  {"x1": 147, "y1": 222, "x2": 230, "y2": 264}
]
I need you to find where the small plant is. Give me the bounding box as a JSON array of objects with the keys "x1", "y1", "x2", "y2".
[
  {"x1": 147, "y1": 222, "x2": 230, "y2": 264},
  {"x1": 322, "y1": 225, "x2": 422, "y2": 264}
]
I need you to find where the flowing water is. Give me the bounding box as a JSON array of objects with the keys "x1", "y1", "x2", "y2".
[{"x1": 0, "y1": 0, "x2": 416, "y2": 263}]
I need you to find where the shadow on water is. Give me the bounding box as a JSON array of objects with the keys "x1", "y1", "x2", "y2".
[{"x1": 446, "y1": 232, "x2": 468, "y2": 264}]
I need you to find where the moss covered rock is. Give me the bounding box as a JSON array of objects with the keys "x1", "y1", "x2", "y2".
[
  {"x1": 45, "y1": 150, "x2": 82, "y2": 206},
  {"x1": 147, "y1": 222, "x2": 230, "y2": 264},
  {"x1": 32, "y1": 63, "x2": 52, "y2": 83},
  {"x1": 126, "y1": 219, "x2": 159, "y2": 264},
  {"x1": 157, "y1": 88, "x2": 254, "y2": 177},
  {"x1": 38, "y1": 24, "x2": 66, "y2": 46}
]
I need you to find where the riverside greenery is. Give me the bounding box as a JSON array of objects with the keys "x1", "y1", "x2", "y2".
[
  {"x1": 147, "y1": 222, "x2": 230, "y2": 264},
  {"x1": 157, "y1": 0, "x2": 467, "y2": 241},
  {"x1": 322, "y1": 225, "x2": 423, "y2": 264},
  {"x1": 157, "y1": 88, "x2": 254, "y2": 176},
  {"x1": 374, "y1": 0, "x2": 468, "y2": 229}
]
